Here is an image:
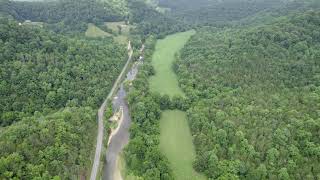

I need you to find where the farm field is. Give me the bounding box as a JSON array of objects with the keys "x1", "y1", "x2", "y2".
[
  {"x1": 149, "y1": 30, "x2": 195, "y2": 97},
  {"x1": 149, "y1": 31, "x2": 204, "y2": 180},
  {"x1": 160, "y1": 110, "x2": 206, "y2": 180}
]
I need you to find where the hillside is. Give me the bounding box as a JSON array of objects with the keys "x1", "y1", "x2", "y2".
[
  {"x1": 159, "y1": 0, "x2": 320, "y2": 27},
  {"x1": 0, "y1": 18, "x2": 127, "y2": 179},
  {"x1": 1, "y1": 0, "x2": 319, "y2": 180},
  {"x1": 175, "y1": 11, "x2": 320, "y2": 179}
]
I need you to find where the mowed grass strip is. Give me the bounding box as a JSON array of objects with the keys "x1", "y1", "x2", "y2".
[
  {"x1": 160, "y1": 110, "x2": 206, "y2": 180},
  {"x1": 149, "y1": 30, "x2": 195, "y2": 97}
]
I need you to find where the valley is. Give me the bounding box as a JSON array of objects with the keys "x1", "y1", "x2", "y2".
[
  {"x1": 148, "y1": 30, "x2": 204, "y2": 179},
  {"x1": 0, "y1": 0, "x2": 319, "y2": 180}
]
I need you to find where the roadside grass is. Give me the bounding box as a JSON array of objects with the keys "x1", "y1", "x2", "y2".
[
  {"x1": 149, "y1": 30, "x2": 195, "y2": 97},
  {"x1": 85, "y1": 23, "x2": 112, "y2": 38},
  {"x1": 160, "y1": 110, "x2": 206, "y2": 180}
]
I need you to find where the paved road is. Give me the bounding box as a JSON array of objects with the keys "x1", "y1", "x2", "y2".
[
  {"x1": 103, "y1": 60, "x2": 141, "y2": 180},
  {"x1": 90, "y1": 42, "x2": 133, "y2": 180}
]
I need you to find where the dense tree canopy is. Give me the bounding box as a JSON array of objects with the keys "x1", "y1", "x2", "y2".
[
  {"x1": 0, "y1": 107, "x2": 96, "y2": 179},
  {"x1": 175, "y1": 11, "x2": 320, "y2": 179},
  {"x1": 128, "y1": 0, "x2": 187, "y2": 38},
  {"x1": 6, "y1": 0, "x2": 125, "y2": 32},
  {"x1": 0, "y1": 18, "x2": 127, "y2": 178},
  {"x1": 159, "y1": 0, "x2": 320, "y2": 27},
  {"x1": 0, "y1": 19, "x2": 127, "y2": 127},
  {"x1": 124, "y1": 37, "x2": 174, "y2": 179}
]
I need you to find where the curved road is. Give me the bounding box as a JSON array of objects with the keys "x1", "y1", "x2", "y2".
[
  {"x1": 103, "y1": 60, "x2": 141, "y2": 180},
  {"x1": 90, "y1": 42, "x2": 133, "y2": 180}
]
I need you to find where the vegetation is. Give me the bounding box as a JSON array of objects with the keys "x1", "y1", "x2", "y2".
[
  {"x1": 175, "y1": 11, "x2": 320, "y2": 179},
  {"x1": 7, "y1": 0, "x2": 124, "y2": 33},
  {"x1": 0, "y1": 19, "x2": 126, "y2": 127},
  {"x1": 128, "y1": 0, "x2": 187, "y2": 38},
  {"x1": 0, "y1": 107, "x2": 96, "y2": 179},
  {"x1": 85, "y1": 23, "x2": 112, "y2": 38},
  {"x1": 1, "y1": 0, "x2": 320, "y2": 180},
  {"x1": 160, "y1": 110, "x2": 205, "y2": 180},
  {"x1": 149, "y1": 30, "x2": 195, "y2": 97},
  {"x1": 124, "y1": 37, "x2": 174, "y2": 179},
  {"x1": 0, "y1": 18, "x2": 127, "y2": 178},
  {"x1": 159, "y1": 0, "x2": 320, "y2": 27}
]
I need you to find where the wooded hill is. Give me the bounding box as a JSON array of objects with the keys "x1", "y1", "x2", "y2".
[
  {"x1": 0, "y1": 18, "x2": 126, "y2": 179},
  {"x1": 159, "y1": 0, "x2": 320, "y2": 27},
  {"x1": 175, "y1": 10, "x2": 320, "y2": 179},
  {"x1": 3, "y1": 0, "x2": 186, "y2": 36}
]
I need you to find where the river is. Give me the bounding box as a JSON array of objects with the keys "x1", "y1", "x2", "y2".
[{"x1": 103, "y1": 59, "x2": 142, "y2": 180}]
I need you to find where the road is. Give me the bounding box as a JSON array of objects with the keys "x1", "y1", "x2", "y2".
[
  {"x1": 89, "y1": 42, "x2": 133, "y2": 180},
  {"x1": 103, "y1": 60, "x2": 142, "y2": 180}
]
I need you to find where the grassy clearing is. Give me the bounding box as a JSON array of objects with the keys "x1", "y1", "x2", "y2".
[
  {"x1": 149, "y1": 30, "x2": 195, "y2": 97},
  {"x1": 105, "y1": 21, "x2": 134, "y2": 36},
  {"x1": 85, "y1": 22, "x2": 132, "y2": 44},
  {"x1": 149, "y1": 31, "x2": 204, "y2": 179},
  {"x1": 160, "y1": 110, "x2": 206, "y2": 180},
  {"x1": 85, "y1": 23, "x2": 111, "y2": 38}
]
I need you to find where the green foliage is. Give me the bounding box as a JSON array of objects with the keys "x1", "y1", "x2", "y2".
[
  {"x1": 149, "y1": 31, "x2": 195, "y2": 96},
  {"x1": 160, "y1": 0, "x2": 320, "y2": 27},
  {"x1": 0, "y1": 107, "x2": 96, "y2": 179},
  {"x1": 159, "y1": 110, "x2": 206, "y2": 180},
  {"x1": 128, "y1": 0, "x2": 187, "y2": 38},
  {"x1": 176, "y1": 11, "x2": 320, "y2": 179},
  {"x1": 124, "y1": 37, "x2": 174, "y2": 179},
  {"x1": 0, "y1": 19, "x2": 126, "y2": 126},
  {"x1": 6, "y1": 0, "x2": 125, "y2": 33}
]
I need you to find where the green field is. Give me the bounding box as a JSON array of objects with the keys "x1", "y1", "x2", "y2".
[
  {"x1": 85, "y1": 23, "x2": 131, "y2": 44},
  {"x1": 85, "y1": 23, "x2": 111, "y2": 38},
  {"x1": 149, "y1": 30, "x2": 195, "y2": 97},
  {"x1": 160, "y1": 110, "x2": 206, "y2": 180},
  {"x1": 149, "y1": 31, "x2": 204, "y2": 180}
]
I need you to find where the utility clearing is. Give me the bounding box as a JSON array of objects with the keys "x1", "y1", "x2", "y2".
[{"x1": 149, "y1": 30, "x2": 205, "y2": 180}]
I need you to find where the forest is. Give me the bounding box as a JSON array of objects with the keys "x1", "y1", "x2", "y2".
[
  {"x1": 0, "y1": 18, "x2": 126, "y2": 178},
  {"x1": 0, "y1": 0, "x2": 319, "y2": 179},
  {"x1": 159, "y1": 0, "x2": 320, "y2": 27},
  {"x1": 175, "y1": 10, "x2": 320, "y2": 179},
  {"x1": 3, "y1": 0, "x2": 186, "y2": 36},
  {"x1": 6, "y1": 0, "x2": 125, "y2": 33}
]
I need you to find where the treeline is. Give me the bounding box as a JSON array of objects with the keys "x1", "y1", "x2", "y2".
[
  {"x1": 3, "y1": 0, "x2": 188, "y2": 37},
  {"x1": 123, "y1": 37, "x2": 175, "y2": 179},
  {"x1": 128, "y1": 0, "x2": 187, "y2": 38},
  {"x1": 6, "y1": 0, "x2": 125, "y2": 33},
  {"x1": 160, "y1": 0, "x2": 319, "y2": 27},
  {"x1": 175, "y1": 11, "x2": 320, "y2": 179}
]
